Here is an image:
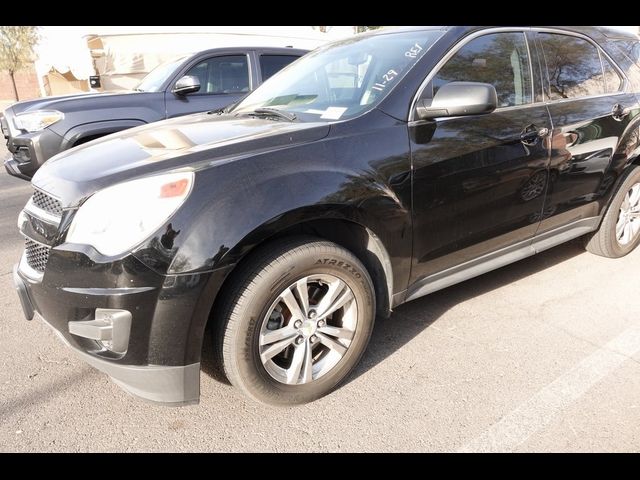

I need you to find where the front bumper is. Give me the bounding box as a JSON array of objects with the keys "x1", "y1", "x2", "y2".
[
  {"x1": 12, "y1": 247, "x2": 217, "y2": 406},
  {"x1": 2, "y1": 110, "x2": 65, "y2": 180}
]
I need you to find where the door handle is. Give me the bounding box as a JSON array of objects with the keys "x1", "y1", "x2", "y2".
[
  {"x1": 520, "y1": 125, "x2": 549, "y2": 145},
  {"x1": 612, "y1": 103, "x2": 631, "y2": 121}
]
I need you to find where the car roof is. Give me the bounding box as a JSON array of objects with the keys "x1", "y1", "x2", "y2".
[
  {"x1": 186, "y1": 46, "x2": 309, "y2": 58},
  {"x1": 364, "y1": 26, "x2": 638, "y2": 41}
]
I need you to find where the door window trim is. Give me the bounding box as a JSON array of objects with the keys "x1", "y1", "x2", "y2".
[{"x1": 598, "y1": 49, "x2": 625, "y2": 94}]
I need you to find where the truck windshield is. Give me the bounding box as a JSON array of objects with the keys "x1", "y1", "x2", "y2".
[
  {"x1": 231, "y1": 29, "x2": 443, "y2": 122},
  {"x1": 135, "y1": 56, "x2": 188, "y2": 92}
]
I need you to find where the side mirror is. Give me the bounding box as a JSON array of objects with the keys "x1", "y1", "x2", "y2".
[
  {"x1": 416, "y1": 81, "x2": 497, "y2": 120},
  {"x1": 172, "y1": 75, "x2": 201, "y2": 95}
]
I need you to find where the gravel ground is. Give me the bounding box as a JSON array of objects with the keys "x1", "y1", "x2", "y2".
[{"x1": 1, "y1": 141, "x2": 640, "y2": 452}]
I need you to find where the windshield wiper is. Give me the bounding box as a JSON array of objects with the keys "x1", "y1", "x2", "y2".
[{"x1": 250, "y1": 107, "x2": 297, "y2": 122}]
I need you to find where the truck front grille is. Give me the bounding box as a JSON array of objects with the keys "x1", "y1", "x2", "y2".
[
  {"x1": 24, "y1": 239, "x2": 50, "y2": 273},
  {"x1": 32, "y1": 189, "x2": 63, "y2": 217}
]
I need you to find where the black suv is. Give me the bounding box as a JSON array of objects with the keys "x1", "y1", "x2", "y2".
[
  {"x1": 1, "y1": 47, "x2": 306, "y2": 180},
  {"x1": 12, "y1": 26, "x2": 640, "y2": 406}
]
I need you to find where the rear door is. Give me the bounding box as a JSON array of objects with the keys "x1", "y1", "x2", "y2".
[
  {"x1": 534, "y1": 29, "x2": 640, "y2": 233},
  {"x1": 165, "y1": 54, "x2": 252, "y2": 118}
]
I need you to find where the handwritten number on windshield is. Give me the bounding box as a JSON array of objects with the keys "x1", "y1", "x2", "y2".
[
  {"x1": 405, "y1": 43, "x2": 423, "y2": 58},
  {"x1": 372, "y1": 69, "x2": 399, "y2": 92}
]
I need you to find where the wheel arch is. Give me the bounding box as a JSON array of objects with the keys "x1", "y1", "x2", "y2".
[
  {"x1": 61, "y1": 119, "x2": 147, "y2": 150},
  {"x1": 180, "y1": 207, "x2": 400, "y2": 369},
  {"x1": 209, "y1": 212, "x2": 396, "y2": 325}
]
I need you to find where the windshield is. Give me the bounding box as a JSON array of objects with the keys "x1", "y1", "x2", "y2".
[
  {"x1": 135, "y1": 56, "x2": 188, "y2": 92},
  {"x1": 232, "y1": 30, "x2": 443, "y2": 121}
]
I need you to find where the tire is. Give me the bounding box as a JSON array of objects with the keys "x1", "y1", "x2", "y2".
[
  {"x1": 215, "y1": 236, "x2": 375, "y2": 405},
  {"x1": 585, "y1": 166, "x2": 640, "y2": 258}
]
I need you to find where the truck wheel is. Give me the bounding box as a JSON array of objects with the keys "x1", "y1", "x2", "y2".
[
  {"x1": 215, "y1": 236, "x2": 375, "y2": 405},
  {"x1": 585, "y1": 166, "x2": 640, "y2": 258}
]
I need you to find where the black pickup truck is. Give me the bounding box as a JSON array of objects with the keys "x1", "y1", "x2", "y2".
[{"x1": 1, "y1": 46, "x2": 306, "y2": 180}]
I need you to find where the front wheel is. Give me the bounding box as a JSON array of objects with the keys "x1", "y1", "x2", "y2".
[{"x1": 215, "y1": 237, "x2": 375, "y2": 405}]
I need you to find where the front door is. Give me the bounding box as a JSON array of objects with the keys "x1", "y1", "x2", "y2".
[
  {"x1": 410, "y1": 30, "x2": 552, "y2": 285},
  {"x1": 534, "y1": 30, "x2": 640, "y2": 234},
  {"x1": 165, "y1": 55, "x2": 251, "y2": 118}
]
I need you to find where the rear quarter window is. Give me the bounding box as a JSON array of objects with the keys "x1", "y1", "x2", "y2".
[
  {"x1": 609, "y1": 38, "x2": 640, "y2": 92},
  {"x1": 259, "y1": 55, "x2": 300, "y2": 81}
]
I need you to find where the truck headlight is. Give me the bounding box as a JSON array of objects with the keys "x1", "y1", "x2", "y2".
[
  {"x1": 66, "y1": 172, "x2": 194, "y2": 256},
  {"x1": 14, "y1": 110, "x2": 64, "y2": 132}
]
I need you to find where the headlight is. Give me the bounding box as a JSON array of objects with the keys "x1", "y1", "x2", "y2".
[
  {"x1": 66, "y1": 172, "x2": 194, "y2": 256},
  {"x1": 14, "y1": 110, "x2": 64, "y2": 132}
]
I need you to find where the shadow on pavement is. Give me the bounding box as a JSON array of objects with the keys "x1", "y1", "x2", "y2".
[
  {"x1": 0, "y1": 367, "x2": 94, "y2": 420},
  {"x1": 347, "y1": 238, "x2": 587, "y2": 383}
]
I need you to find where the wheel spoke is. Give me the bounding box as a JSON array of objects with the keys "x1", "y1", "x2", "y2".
[
  {"x1": 629, "y1": 184, "x2": 640, "y2": 208},
  {"x1": 315, "y1": 278, "x2": 345, "y2": 317},
  {"x1": 621, "y1": 193, "x2": 631, "y2": 212},
  {"x1": 280, "y1": 287, "x2": 305, "y2": 321},
  {"x1": 285, "y1": 340, "x2": 314, "y2": 384},
  {"x1": 301, "y1": 341, "x2": 313, "y2": 383},
  {"x1": 286, "y1": 341, "x2": 306, "y2": 384},
  {"x1": 292, "y1": 277, "x2": 309, "y2": 318},
  {"x1": 317, "y1": 332, "x2": 347, "y2": 356},
  {"x1": 616, "y1": 215, "x2": 627, "y2": 239},
  {"x1": 318, "y1": 325, "x2": 355, "y2": 341},
  {"x1": 316, "y1": 280, "x2": 354, "y2": 320},
  {"x1": 260, "y1": 335, "x2": 297, "y2": 363},
  {"x1": 318, "y1": 289, "x2": 354, "y2": 320},
  {"x1": 259, "y1": 326, "x2": 297, "y2": 347},
  {"x1": 622, "y1": 222, "x2": 633, "y2": 244}
]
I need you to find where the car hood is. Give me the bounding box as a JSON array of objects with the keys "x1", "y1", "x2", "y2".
[
  {"x1": 32, "y1": 112, "x2": 331, "y2": 207},
  {"x1": 8, "y1": 90, "x2": 137, "y2": 115}
]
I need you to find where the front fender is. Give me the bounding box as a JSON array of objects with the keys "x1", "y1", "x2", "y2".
[{"x1": 175, "y1": 164, "x2": 410, "y2": 279}]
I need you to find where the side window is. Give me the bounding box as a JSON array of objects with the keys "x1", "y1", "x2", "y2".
[
  {"x1": 184, "y1": 55, "x2": 249, "y2": 94},
  {"x1": 259, "y1": 55, "x2": 300, "y2": 81},
  {"x1": 433, "y1": 32, "x2": 532, "y2": 108},
  {"x1": 602, "y1": 55, "x2": 623, "y2": 93},
  {"x1": 538, "y1": 33, "x2": 605, "y2": 100}
]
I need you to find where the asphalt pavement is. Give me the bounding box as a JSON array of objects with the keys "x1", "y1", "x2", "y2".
[{"x1": 1, "y1": 144, "x2": 640, "y2": 452}]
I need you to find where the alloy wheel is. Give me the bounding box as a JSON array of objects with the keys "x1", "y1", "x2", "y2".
[{"x1": 258, "y1": 274, "x2": 358, "y2": 385}]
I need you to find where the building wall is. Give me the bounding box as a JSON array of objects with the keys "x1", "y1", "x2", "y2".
[{"x1": 0, "y1": 66, "x2": 40, "y2": 101}]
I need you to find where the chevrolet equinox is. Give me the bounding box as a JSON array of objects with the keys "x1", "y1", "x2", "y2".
[{"x1": 13, "y1": 26, "x2": 640, "y2": 405}]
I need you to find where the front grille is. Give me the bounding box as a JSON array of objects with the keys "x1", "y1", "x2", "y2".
[
  {"x1": 32, "y1": 189, "x2": 63, "y2": 216},
  {"x1": 25, "y1": 239, "x2": 50, "y2": 273}
]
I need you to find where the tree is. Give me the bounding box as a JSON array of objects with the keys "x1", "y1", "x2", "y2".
[
  {"x1": 356, "y1": 26, "x2": 382, "y2": 33},
  {"x1": 0, "y1": 26, "x2": 39, "y2": 101}
]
